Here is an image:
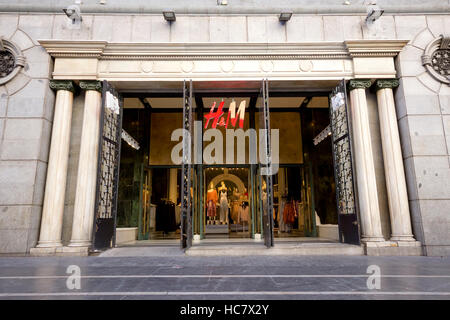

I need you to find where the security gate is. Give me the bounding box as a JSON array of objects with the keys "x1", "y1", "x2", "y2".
[
  {"x1": 329, "y1": 80, "x2": 360, "y2": 245},
  {"x1": 92, "y1": 81, "x2": 123, "y2": 251},
  {"x1": 180, "y1": 80, "x2": 193, "y2": 249},
  {"x1": 259, "y1": 79, "x2": 274, "y2": 248}
]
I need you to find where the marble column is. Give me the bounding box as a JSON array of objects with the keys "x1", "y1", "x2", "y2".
[
  {"x1": 375, "y1": 79, "x2": 416, "y2": 242},
  {"x1": 68, "y1": 81, "x2": 103, "y2": 249},
  {"x1": 34, "y1": 81, "x2": 76, "y2": 249},
  {"x1": 348, "y1": 79, "x2": 385, "y2": 242}
]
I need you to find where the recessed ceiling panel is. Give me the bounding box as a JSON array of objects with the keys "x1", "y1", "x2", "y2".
[
  {"x1": 146, "y1": 97, "x2": 197, "y2": 109},
  {"x1": 123, "y1": 98, "x2": 144, "y2": 109},
  {"x1": 255, "y1": 97, "x2": 305, "y2": 108},
  {"x1": 307, "y1": 97, "x2": 329, "y2": 108}
]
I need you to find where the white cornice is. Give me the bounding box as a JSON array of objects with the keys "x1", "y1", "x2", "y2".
[
  {"x1": 345, "y1": 40, "x2": 410, "y2": 57},
  {"x1": 38, "y1": 40, "x2": 108, "y2": 58},
  {"x1": 38, "y1": 40, "x2": 409, "y2": 60}
]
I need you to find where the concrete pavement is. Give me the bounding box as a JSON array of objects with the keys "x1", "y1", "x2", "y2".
[{"x1": 0, "y1": 251, "x2": 449, "y2": 300}]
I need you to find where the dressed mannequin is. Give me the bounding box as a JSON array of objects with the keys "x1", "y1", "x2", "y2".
[
  {"x1": 231, "y1": 188, "x2": 240, "y2": 223},
  {"x1": 261, "y1": 180, "x2": 268, "y2": 215},
  {"x1": 218, "y1": 181, "x2": 228, "y2": 224},
  {"x1": 239, "y1": 201, "x2": 250, "y2": 224},
  {"x1": 206, "y1": 182, "x2": 218, "y2": 224}
]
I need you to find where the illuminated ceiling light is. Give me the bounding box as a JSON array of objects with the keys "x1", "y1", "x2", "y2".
[
  {"x1": 163, "y1": 11, "x2": 176, "y2": 22},
  {"x1": 279, "y1": 12, "x2": 292, "y2": 22}
]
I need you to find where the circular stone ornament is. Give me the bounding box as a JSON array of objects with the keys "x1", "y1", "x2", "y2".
[
  {"x1": 259, "y1": 61, "x2": 274, "y2": 72},
  {"x1": 299, "y1": 60, "x2": 313, "y2": 72},
  {"x1": 140, "y1": 61, "x2": 153, "y2": 73},
  {"x1": 220, "y1": 61, "x2": 234, "y2": 73},
  {"x1": 0, "y1": 39, "x2": 26, "y2": 85},
  {"x1": 422, "y1": 35, "x2": 450, "y2": 85}
]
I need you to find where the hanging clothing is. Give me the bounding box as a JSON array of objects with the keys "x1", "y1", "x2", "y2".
[
  {"x1": 283, "y1": 200, "x2": 297, "y2": 225},
  {"x1": 278, "y1": 199, "x2": 287, "y2": 232}
]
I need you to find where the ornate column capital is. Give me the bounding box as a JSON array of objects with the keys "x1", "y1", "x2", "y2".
[
  {"x1": 348, "y1": 79, "x2": 372, "y2": 91},
  {"x1": 49, "y1": 80, "x2": 77, "y2": 93},
  {"x1": 79, "y1": 80, "x2": 102, "y2": 92},
  {"x1": 375, "y1": 79, "x2": 399, "y2": 91}
]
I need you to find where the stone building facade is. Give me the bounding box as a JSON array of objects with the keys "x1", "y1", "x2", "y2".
[{"x1": 0, "y1": 0, "x2": 449, "y2": 256}]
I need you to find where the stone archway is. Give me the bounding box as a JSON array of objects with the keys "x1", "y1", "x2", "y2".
[{"x1": 210, "y1": 173, "x2": 246, "y2": 193}]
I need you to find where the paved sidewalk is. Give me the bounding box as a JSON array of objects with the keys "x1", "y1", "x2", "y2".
[{"x1": 0, "y1": 254, "x2": 449, "y2": 300}]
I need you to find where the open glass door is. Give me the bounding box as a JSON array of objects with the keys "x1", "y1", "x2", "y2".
[
  {"x1": 258, "y1": 79, "x2": 274, "y2": 248},
  {"x1": 92, "y1": 80, "x2": 123, "y2": 250},
  {"x1": 329, "y1": 80, "x2": 360, "y2": 245},
  {"x1": 180, "y1": 80, "x2": 193, "y2": 249}
]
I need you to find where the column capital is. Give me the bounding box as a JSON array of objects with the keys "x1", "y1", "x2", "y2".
[
  {"x1": 79, "y1": 80, "x2": 102, "y2": 92},
  {"x1": 375, "y1": 79, "x2": 400, "y2": 91},
  {"x1": 49, "y1": 80, "x2": 77, "y2": 93},
  {"x1": 348, "y1": 79, "x2": 372, "y2": 91}
]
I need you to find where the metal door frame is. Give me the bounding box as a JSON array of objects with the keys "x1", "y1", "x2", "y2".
[
  {"x1": 180, "y1": 79, "x2": 193, "y2": 249},
  {"x1": 259, "y1": 79, "x2": 275, "y2": 248},
  {"x1": 92, "y1": 80, "x2": 123, "y2": 251},
  {"x1": 329, "y1": 79, "x2": 361, "y2": 245}
]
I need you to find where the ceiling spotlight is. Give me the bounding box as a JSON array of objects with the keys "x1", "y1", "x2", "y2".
[
  {"x1": 163, "y1": 11, "x2": 176, "y2": 22},
  {"x1": 365, "y1": 1, "x2": 384, "y2": 25},
  {"x1": 279, "y1": 12, "x2": 293, "y2": 22}
]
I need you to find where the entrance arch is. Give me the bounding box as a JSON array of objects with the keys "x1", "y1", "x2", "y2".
[{"x1": 210, "y1": 173, "x2": 246, "y2": 193}]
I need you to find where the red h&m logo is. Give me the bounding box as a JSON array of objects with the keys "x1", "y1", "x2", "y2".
[{"x1": 204, "y1": 100, "x2": 246, "y2": 129}]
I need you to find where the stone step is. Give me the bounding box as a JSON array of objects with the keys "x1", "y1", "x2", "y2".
[{"x1": 186, "y1": 243, "x2": 364, "y2": 256}]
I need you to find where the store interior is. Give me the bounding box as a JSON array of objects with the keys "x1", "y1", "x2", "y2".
[{"x1": 115, "y1": 81, "x2": 337, "y2": 243}]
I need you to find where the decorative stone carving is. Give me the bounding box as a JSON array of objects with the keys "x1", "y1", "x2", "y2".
[
  {"x1": 348, "y1": 79, "x2": 372, "y2": 91},
  {"x1": 220, "y1": 61, "x2": 234, "y2": 73},
  {"x1": 0, "y1": 38, "x2": 26, "y2": 85},
  {"x1": 140, "y1": 61, "x2": 153, "y2": 73},
  {"x1": 259, "y1": 61, "x2": 274, "y2": 72},
  {"x1": 49, "y1": 80, "x2": 77, "y2": 93},
  {"x1": 299, "y1": 60, "x2": 313, "y2": 72},
  {"x1": 0, "y1": 51, "x2": 15, "y2": 77},
  {"x1": 79, "y1": 80, "x2": 102, "y2": 92},
  {"x1": 375, "y1": 79, "x2": 399, "y2": 90},
  {"x1": 422, "y1": 35, "x2": 450, "y2": 85},
  {"x1": 181, "y1": 61, "x2": 194, "y2": 73}
]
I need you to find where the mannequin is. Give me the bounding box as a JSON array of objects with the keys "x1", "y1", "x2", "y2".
[
  {"x1": 232, "y1": 187, "x2": 240, "y2": 200},
  {"x1": 261, "y1": 179, "x2": 268, "y2": 215},
  {"x1": 231, "y1": 187, "x2": 240, "y2": 223},
  {"x1": 218, "y1": 181, "x2": 228, "y2": 224},
  {"x1": 206, "y1": 182, "x2": 218, "y2": 224}
]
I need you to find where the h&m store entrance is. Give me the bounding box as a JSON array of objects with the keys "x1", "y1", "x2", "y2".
[{"x1": 92, "y1": 79, "x2": 359, "y2": 250}]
